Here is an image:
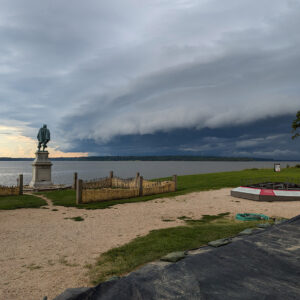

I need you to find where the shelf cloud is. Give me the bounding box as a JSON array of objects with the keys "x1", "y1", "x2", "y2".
[{"x1": 0, "y1": 0, "x2": 299, "y2": 157}]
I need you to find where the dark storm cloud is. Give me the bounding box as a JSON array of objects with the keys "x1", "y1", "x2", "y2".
[
  {"x1": 0, "y1": 0, "x2": 300, "y2": 157},
  {"x1": 68, "y1": 115, "x2": 300, "y2": 159}
]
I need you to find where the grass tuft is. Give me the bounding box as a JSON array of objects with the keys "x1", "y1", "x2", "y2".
[
  {"x1": 184, "y1": 212, "x2": 230, "y2": 225},
  {"x1": 59, "y1": 256, "x2": 79, "y2": 267},
  {"x1": 64, "y1": 216, "x2": 84, "y2": 222},
  {"x1": 177, "y1": 216, "x2": 191, "y2": 220},
  {"x1": 26, "y1": 263, "x2": 42, "y2": 270}
]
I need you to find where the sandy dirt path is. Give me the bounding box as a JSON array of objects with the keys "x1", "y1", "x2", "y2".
[{"x1": 1, "y1": 188, "x2": 300, "y2": 300}]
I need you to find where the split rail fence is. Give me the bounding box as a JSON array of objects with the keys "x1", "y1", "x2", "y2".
[
  {"x1": 0, "y1": 174, "x2": 23, "y2": 196},
  {"x1": 76, "y1": 171, "x2": 177, "y2": 204}
]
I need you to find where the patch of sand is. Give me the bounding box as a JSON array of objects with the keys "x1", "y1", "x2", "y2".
[{"x1": 1, "y1": 188, "x2": 299, "y2": 300}]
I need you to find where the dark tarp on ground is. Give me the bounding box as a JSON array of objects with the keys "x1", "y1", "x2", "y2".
[{"x1": 54, "y1": 215, "x2": 300, "y2": 300}]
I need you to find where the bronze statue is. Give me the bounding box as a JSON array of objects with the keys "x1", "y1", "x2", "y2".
[{"x1": 37, "y1": 124, "x2": 50, "y2": 151}]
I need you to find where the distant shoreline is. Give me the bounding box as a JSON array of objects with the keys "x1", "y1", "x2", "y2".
[{"x1": 0, "y1": 155, "x2": 286, "y2": 162}]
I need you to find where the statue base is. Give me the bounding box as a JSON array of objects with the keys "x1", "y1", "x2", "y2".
[{"x1": 29, "y1": 151, "x2": 53, "y2": 188}]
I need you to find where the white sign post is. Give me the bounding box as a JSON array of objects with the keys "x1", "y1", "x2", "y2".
[{"x1": 274, "y1": 163, "x2": 281, "y2": 172}]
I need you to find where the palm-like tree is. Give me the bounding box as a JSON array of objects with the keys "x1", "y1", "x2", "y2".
[{"x1": 292, "y1": 111, "x2": 300, "y2": 139}]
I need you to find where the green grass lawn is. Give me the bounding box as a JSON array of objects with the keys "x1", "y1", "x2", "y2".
[
  {"x1": 0, "y1": 194, "x2": 47, "y2": 210},
  {"x1": 40, "y1": 167, "x2": 300, "y2": 209},
  {"x1": 88, "y1": 213, "x2": 267, "y2": 284}
]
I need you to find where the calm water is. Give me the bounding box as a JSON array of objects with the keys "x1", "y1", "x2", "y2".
[{"x1": 0, "y1": 160, "x2": 299, "y2": 186}]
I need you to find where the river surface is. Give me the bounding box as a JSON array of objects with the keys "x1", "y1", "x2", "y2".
[{"x1": 0, "y1": 160, "x2": 299, "y2": 186}]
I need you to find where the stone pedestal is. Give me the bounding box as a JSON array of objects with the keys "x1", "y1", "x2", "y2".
[{"x1": 29, "y1": 151, "x2": 53, "y2": 188}]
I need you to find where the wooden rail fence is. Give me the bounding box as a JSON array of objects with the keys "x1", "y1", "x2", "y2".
[
  {"x1": 0, "y1": 174, "x2": 23, "y2": 196},
  {"x1": 76, "y1": 172, "x2": 177, "y2": 204}
]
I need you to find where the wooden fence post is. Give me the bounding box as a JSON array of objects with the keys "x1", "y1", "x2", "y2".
[
  {"x1": 136, "y1": 172, "x2": 140, "y2": 186},
  {"x1": 76, "y1": 179, "x2": 83, "y2": 204},
  {"x1": 172, "y1": 175, "x2": 177, "y2": 191},
  {"x1": 109, "y1": 171, "x2": 114, "y2": 187},
  {"x1": 73, "y1": 172, "x2": 78, "y2": 190},
  {"x1": 18, "y1": 174, "x2": 23, "y2": 195},
  {"x1": 138, "y1": 176, "x2": 143, "y2": 197}
]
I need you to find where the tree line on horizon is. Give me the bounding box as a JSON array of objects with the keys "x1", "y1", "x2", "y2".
[{"x1": 0, "y1": 155, "x2": 272, "y2": 161}]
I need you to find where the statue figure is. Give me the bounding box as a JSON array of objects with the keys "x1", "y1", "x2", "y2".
[{"x1": 37, "y1": 124, "x2": 50, "y2": 151}]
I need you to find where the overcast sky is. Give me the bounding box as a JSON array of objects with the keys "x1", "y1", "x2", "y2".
[{"x1": 0, "y1": 0, "x2": 299, "y2": 158}]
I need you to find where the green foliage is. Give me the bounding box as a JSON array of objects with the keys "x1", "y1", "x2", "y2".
[
  {"x1": 0, "y1": 194, "x2": 47, "y2": 210},
  {"x1": 292, "y1": 110, "x2": 300, "y2": 139},
  {"x1": 88, "y1": 215, "x2": 263, "y2": 284},
  {"x1": 40, "y1": 167, "x2": 300, "y2": 209}
]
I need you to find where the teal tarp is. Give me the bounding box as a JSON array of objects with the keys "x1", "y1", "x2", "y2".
[{"x1": 236, "y1": 213, "x2": 269, "y2": 221}]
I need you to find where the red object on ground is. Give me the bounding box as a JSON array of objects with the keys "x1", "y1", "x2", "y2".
[{"x1": 260, "y1": 189, "x2": 275, "y2": 196}]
